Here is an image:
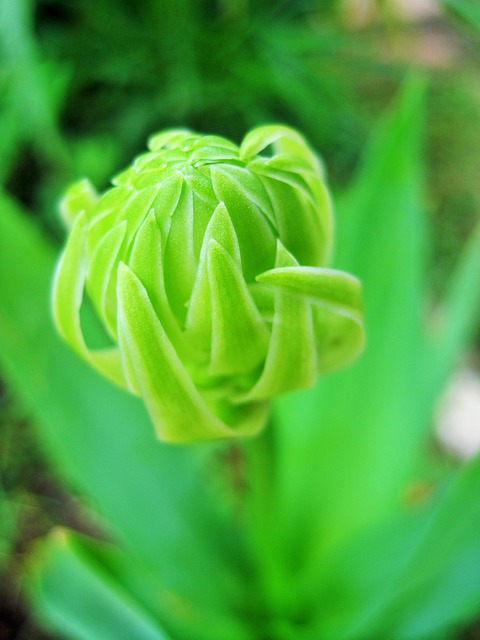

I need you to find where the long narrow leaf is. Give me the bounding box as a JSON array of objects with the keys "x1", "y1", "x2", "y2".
[
  {"x1": 273, "y1": 78, "x2": 429, "y2": 586},
  {"x1": 441, "y1": 0, "x2": 480, "y2": 31},
  {"x1": 0, "y1": 191, "x2": 249, "y2": 639},
  {"x1": 424, "y1": 223, "x2": 480, "y2": 411},
  {"x1": 28, "y1": 530, "x2": 173, "y2": 640},
  {"x1": 308, "y1": 454, "x2": 480, "y2": 639}
]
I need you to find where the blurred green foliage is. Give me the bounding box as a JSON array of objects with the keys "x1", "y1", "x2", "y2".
[
  {"x1": 0, "y1": 0, "x2": 395, "y2": 228},
  {"x1": 2, "y1": 0, "x2": 480, "y2": 638}
]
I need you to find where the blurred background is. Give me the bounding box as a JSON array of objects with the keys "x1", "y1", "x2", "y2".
[{"x1": 2, "y1": 0, "x2": 480, "y2": 637}]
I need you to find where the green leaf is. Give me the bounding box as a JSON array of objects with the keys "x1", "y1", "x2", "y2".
[
  {"x1": 441, "y1": 0, "x2": 480, "y2": 31},
  {"x1": 272, "y1": 76, "x2": 431, "y2": 594},
  {"x1": 425, "y1": 223, "x2": 480, "y2": 412},
  {"x1": 270, "y1": 75, "x2": 480, "y2": 633},
  {"x1": 0, "y1": 191, "x2": 250, "y2": 640},
  {"x1": 28, "y1": 529, "x2": 173, "y2": 640},
  {"x1": 0, "y1": 0, "x2": 69, "y2": 165},
  {"x1": 308, "y1": 455, "x2": 480, "y2": 639},
  {"x1": 0, "y1": 485, "x2": 17, "y2": 558}
]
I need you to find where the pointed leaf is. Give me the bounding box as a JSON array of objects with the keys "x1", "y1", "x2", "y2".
[
  {"x1": 426, "y1": 223, "x2": 480, "y2": 407},
  {"x1": 272, "y1": 77, "x2": 429, "y2": 589},
  {"x1": 0, "y1": 192, "x2": 253, "y2": 638},
  {"x1": 441, "y1": 0, "x2": 480, "y2": 30},
  {"x1": 310, "y1": 455, "x2": 480, "y2": 639}
]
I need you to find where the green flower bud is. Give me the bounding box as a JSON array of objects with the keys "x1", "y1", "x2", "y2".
[{"x1": 53, "y1": 125, "x2": 364, "y2": 442}]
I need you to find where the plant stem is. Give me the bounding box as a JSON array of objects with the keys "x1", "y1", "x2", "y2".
[{"x1": 244, "y1": 422, "x2": 286, "y2": 630}]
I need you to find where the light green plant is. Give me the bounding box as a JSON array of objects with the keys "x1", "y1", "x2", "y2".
[
  {"x1": 2, "y1": 80, "x2": 480, "y2": 639},
  {"x1": 52, "y1": 125, "x2": 363, "y2": 441}
]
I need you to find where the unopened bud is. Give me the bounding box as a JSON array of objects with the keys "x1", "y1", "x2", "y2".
[{"x1": 52, "y1": 125, "x2": 364, "y2": 442}]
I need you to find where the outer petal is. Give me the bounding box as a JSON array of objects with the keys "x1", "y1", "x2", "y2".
[
  {"x1": 52, "y1": 212, "x2": 126, "y2": 388},
  {"x1": 147, "y1": 128, "x2": 193, "y2": 151},
  {"x1": 116, "y1": 263, "x2": 268, "y2": 442},
  {"x1": 86, "y1": 220, "x2": 127, "y2": 338},
  {"x1": 257, "y1": 173, "x2": 328, "y2": 267}
]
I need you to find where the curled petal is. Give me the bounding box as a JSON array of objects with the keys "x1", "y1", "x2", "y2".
[
  {"x1": 147, "y1": 128, "x2": 194, "y2": 151},
  {"x1": 236, "y1": 241, "x2": 317, "y2": 402},
  {"x1": 239, "y1": 124, "x2": 324, "y2": 178},
  {"x1": 257, "y1": 266, "x2": 362, "y2": 318},
  {"x1": 60, "y1": 179, "x2": 98, "y2": 229},
  {"x1": 256, "y1": 265, "x2": 364, "y2": 371}
]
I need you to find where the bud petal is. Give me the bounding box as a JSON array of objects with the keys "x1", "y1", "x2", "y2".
[
  {"x1": 208, "y1": 239, "x2": 269, "y2": 376},
  {"x1": 185, "y1": 202, "x2": 241, "y2": 348},
  {"x1": 87, "y1": 220, "x2": 126, "y2": 338}
]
